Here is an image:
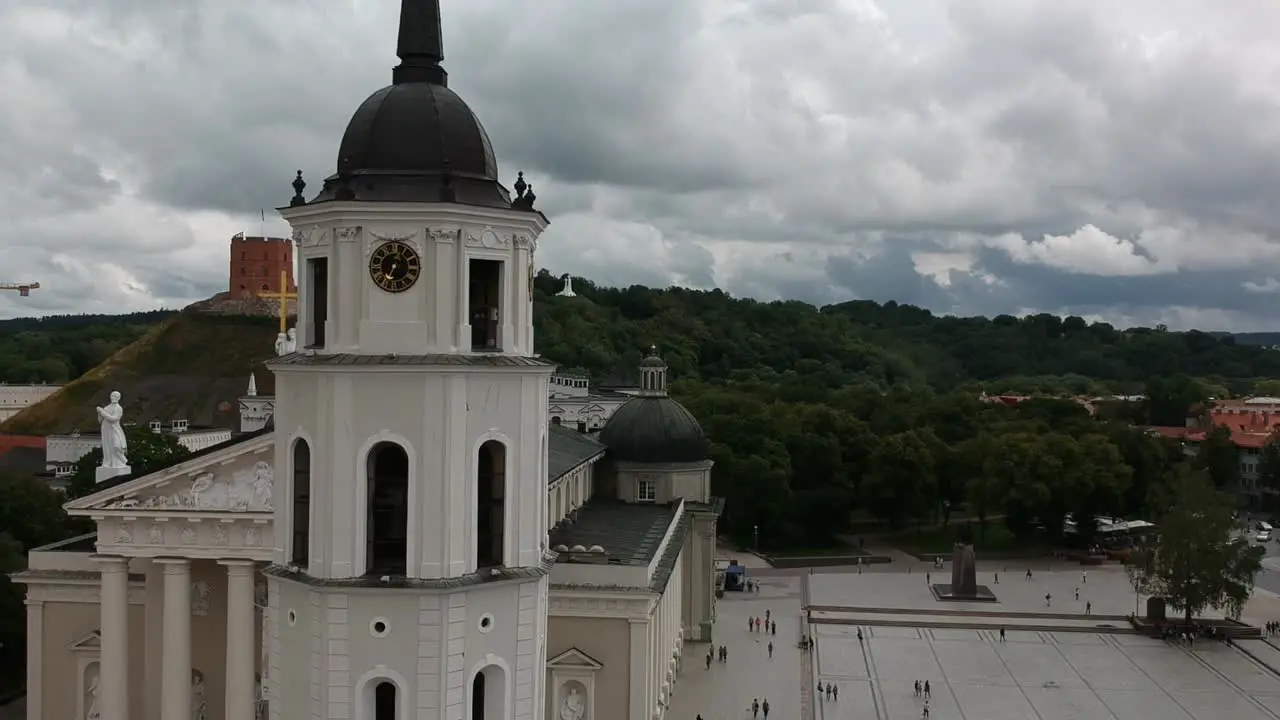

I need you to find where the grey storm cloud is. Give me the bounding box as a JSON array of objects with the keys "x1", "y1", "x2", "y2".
[{"x1": 2, "y1": 0, "x2": 1280, "y2": 331}]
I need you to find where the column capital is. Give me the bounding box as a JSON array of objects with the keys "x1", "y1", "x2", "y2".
[
  {"x1": 91, "y1": 554, "x2": 130, "y2": 571},
  {"x1": 218, "y1": 558, "x2": 257, "y2": 573},
  {"x1": 154, "y1": 556, "x2": 191, "y2": 574}
]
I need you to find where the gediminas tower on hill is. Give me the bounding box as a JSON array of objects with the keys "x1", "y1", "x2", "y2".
[{"x1": 228, "y1": 234, "x2": 296, "y2": 298}]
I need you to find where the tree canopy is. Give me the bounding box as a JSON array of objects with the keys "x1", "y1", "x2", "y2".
[{"x1": 1131, "y1": 470, "x2": 1262, "y2": 623}]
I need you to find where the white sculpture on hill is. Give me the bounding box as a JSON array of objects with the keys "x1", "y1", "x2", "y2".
[{"x1": 558, "y1": 274, "x2": 577, "y2": 297}]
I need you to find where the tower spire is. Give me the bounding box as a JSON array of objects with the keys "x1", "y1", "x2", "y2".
[{"x1": 393, "y1": 0, "x2": 448, "y2": 86}]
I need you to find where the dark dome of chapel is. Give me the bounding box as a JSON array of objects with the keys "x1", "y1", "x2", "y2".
[
  {"x1": 307, "y1": 0, "x2": 513, "y2": 209},
  {"x1": 599, "y1": 397, "x2": 711, "y2": 464}
]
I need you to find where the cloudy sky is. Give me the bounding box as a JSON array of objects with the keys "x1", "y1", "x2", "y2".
[{"x1": 3, "y1": 0, "x2": 1280, "y2": 330}]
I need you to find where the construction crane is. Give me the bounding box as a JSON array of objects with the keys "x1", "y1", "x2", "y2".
[{"x1": 0, "y1": 282, "x2": 39, "y2": 297}]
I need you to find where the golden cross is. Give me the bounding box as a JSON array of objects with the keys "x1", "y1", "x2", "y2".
[{"x1": 258, "y1": 269, "x2": 298, "y2": 333}]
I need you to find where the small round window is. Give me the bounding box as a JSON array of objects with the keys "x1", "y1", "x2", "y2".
[
  {"x1": 478, "y1": 613, "x2": 495, "y2": 633},
  {"x1": 371, "y1": 618, "x2": 391, "y2": 638}
]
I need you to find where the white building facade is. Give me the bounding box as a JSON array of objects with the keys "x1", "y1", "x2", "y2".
[{"x1": 0, "y1": 383, "x2": 60, "y2": 422}]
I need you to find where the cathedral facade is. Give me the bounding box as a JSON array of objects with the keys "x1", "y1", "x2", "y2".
[{"x1": 14, "y1": 3, "x2": 720, "y2": 719}]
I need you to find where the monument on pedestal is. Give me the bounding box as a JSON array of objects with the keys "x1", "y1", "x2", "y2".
[
  {"x1": 930, "y1": 524, "x2": 998, "y2": 602},
  {"x1": 95, "y1": 391, "x2": 131, "y2": 483}
]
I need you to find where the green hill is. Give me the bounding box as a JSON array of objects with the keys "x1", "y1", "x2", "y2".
[
  {"x1": 0, "y1": 310, "x2": 278, "y2": 434},
  {"x1": 4, "y1": 273, "x2": 1280, "y2": 435}
]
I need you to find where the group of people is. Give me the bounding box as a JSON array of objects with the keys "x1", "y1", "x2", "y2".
[{"x1": 913, "y1": 680, "x2": 932, "y2": 717}]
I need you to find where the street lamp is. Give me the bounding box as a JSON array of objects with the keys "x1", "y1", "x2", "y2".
[{"x1": 753, "y1": 525, "x2": 759, "y2": 553}]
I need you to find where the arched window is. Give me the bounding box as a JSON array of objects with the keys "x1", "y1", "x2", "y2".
[
  {"x1": 367, "y1": 442, "x2": 409, "y2": 576},
  {"x1": 471, "y1": 672, "x2": 485, "y2": 720},
  {"x1": 551, "y1": 416, "x2": 562, "y2": 426},
  {"x1": 476, "y1": 441, "x2": 506, "y2": 568},
  {"x1": 291, "y1": 439, "x2": 311, "y2": 567},
  {"x1": 471, "y1": 665, "x2": 506, "y2": 720},
  {"x1": 374, "y1": 681, "x2": 397, "y2": 720}
]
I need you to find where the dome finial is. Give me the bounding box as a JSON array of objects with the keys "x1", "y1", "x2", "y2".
[
  {"x1": 290, "y1": 170, "x2": 307, "y2": 207},
  {"x1": 393, "y1": 0, "x2": 448, "y2": 86}
]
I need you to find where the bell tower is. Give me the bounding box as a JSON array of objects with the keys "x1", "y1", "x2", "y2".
[{"x1": 265, "y1": 2, "x2": 552, "y2": 719}]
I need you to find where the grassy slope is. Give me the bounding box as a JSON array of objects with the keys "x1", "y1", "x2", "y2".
[{"x1": 0, "y1": 310, "x2": 280, "y2": 434}]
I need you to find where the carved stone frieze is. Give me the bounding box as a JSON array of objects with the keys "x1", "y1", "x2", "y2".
[
  {"x1": 548, "y1": 595, "x2": 651, "y2": 617},
  {"x1": 213, "y1": 523, "x2": 229, "y2": 545},
  {"x1": 102, "y1": 461, "x2": 273, "y2": 513},
  {"x1": 292, "y1": 225, "x2": 328, "y2": 248},
  {"x1": 334, "y1": 227, "x2": 360, "y2": 244},
  {"x1": 367, "y1": 229, "x2": 423, "y2": 257},
  {"x1": 465, "y1": 229, "x2": 512, "y2": 251},
  {"x1": 514, "y1": 234, "x2": 537, "y2": 252},
  {"x1": 427, "y1": 226, "x2": 461, "y2": 244}
]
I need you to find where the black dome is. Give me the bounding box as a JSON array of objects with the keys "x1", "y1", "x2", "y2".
[
  {"x1": 306, "y1": 0, "x2": 514, "y2": 209},
  {"x1": 312, "y1": 83, "x2": 511, "y2": 208},
  {"x1": 599, "y1": 397, "x2": 711, "y2": 464}
]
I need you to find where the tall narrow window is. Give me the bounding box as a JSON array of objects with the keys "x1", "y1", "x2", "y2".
[
  {"x1": 291, "y1": 439, "x2": 311, "y2": 567},
  {"x1": 471, "y1": 672, "x2": 486, "y2": 720},
  {"x1": 306, "y1": 257, "x2": 329, "y2": 348},
  {"x1": 476, "y1": 441, "x2": 506, "y2": 568},
  {"x1": 367, "y1": 442, "x2": 409, "y2": 576},
  {"x1": 374, "y1": 681, "x2": 397, "y2": 720},
  {"x1": 468, "y1": 259, "x2": 503, "y2": 350}
]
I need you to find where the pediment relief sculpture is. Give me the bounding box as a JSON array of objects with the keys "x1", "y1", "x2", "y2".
[{"x1": 103, "y1": 461, "x2": 273, "y2": 512}]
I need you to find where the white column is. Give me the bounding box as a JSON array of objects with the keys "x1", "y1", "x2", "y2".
[
  {"x1": 157, "y1": 558, "x2": 192, "y2": 720},
  {"x1": 628, "y1": 619, "x2": 651, "y2": 720},
  {"x1": 221, "y1": 560, "x2": 257, "y2": 720},
  {"x1": 96, "y1": 555, "x2": 131, "y2": 720},
  {"x1": 24, "y1": 599, "x2": 43, "y2": 720}
]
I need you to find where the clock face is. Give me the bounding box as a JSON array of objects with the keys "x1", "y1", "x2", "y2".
[{"x1": 369, "y1": 241, "x2": 421, "y2": 293}]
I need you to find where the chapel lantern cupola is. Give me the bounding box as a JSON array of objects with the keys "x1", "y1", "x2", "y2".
[{"x1": 638, "y1": 346, "x2": 668, "y2": 397}]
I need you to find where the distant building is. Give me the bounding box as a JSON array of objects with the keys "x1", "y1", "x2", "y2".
[
  {"x1": 228, "y1": 233, "x2": 296, "y2": 298},
  {"x1": 0, "y1": 382, "x2": 61, "y2": 421}
]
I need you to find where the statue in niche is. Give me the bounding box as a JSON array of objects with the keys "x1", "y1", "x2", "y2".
[
  {"x1": 96, "y1": 391, "x2": 128, "y2": 468},
  {"x1": 191, "y1": 581, "x2": 211, "y2": 616},
  {"x1": 85, "y1": 667, "x2": 101, "y2": 720},
  {"x1": 560, "y1": 685, "x2": 586, "y2": 720},
  {"x1": 190, "y1": 669, "x2": 208, "y2": 720}
]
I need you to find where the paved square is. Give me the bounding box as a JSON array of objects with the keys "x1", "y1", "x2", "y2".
[
  {"x1": 814, "y1": 625, "x2": 1280, "y2": 719},
  {"x1": 669, "y1": 567, "x2": 1280, "y2": 720}
]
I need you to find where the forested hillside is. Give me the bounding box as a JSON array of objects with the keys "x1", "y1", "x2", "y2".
[
  {"x1": 2, "y1": 275, "x2": 1277, "y2": 550},
  {"x1": 0, "y1": 310, "x2": 174, "y2": 383},
  {"x1": 531, "y1": 272, "x2": 1280, "y2": 396}
]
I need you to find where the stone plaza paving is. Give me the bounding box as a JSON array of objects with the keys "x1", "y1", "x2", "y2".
[{"x1": 669, "y1": 566, "x2": 1280, "y2": 720}]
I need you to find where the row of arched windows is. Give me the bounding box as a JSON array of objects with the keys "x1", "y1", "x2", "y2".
[
  {"x1": 369, "y1": 665, "x2": 504, "y2": 720},
  {"x1": 289, "y1": 438, "x2": 509, "y2": 575}
]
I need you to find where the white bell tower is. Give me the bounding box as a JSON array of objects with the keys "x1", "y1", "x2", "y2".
[{"x1": 264, "y1": 2, "x2": 552, "y2": 719}]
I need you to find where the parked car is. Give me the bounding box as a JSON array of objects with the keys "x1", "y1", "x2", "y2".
[{"x1": 1257, "y1": 531, "x2": 1272, "y2": 543}]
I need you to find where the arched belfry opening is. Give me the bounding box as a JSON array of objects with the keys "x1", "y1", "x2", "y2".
[
  {"x1": 374, "y1": 680, "x2": 397, "y2": 720},
  {"x1": 366, "y1": 442, "x2": 409, "y2": 576},
  {"x1": 471, "y1": 665, "x2": 506, "y2": 720},
  {"x1": 476, "y1": 440, "x2": 507, "y2": 568},
  {"x1": 290, "y1": 438, "x2": 311, "y2": 567}
]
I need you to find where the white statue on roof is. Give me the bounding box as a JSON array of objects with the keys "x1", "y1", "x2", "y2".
[
  {"x1": 274, "y1": 332, "x2": 288, "y2": 356},
  {"x1": 95, "y1": 391, "x2": 131, "y2": 482}
]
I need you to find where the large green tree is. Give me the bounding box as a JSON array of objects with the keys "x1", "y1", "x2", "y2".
[
  {"x1": 66, "y1": 427, "x2": 192, "y2": 499},
  {"x1": 1135, "y1": 470, "x2": 1262, "y2": 623},
  {"x1": 1194, "y1": 425, "x2": 1240, "y2": 490}
]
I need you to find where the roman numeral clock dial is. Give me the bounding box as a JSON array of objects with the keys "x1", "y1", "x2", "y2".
[{"x1": 368, "y1": 241, "x2": 421, "y2": 293}]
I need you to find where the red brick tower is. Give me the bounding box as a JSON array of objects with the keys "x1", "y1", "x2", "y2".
[{"x1": 228, "y1": 233, "x2": 296, "y2": 298}]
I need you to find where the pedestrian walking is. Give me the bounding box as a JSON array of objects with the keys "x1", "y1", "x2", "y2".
[
  {"x1": 1025, "y1": 568, "x2": 1032, "y2": 581},
  {"x1": 922, "y1": 699, "x2": 930, "y2": 718},
  {"x1": 924, "y1": 680, "x2": 931, "y2": 699},
  {"x1": 832, "y1": 685, "x2": 838, "y2": 700},
  {"x1": 1074, "y1": 587, "x2": 1079, "y2": 600},
  {"x1": 914, "y1": 680, "x2": 920, "y2": 697},
  {"x1": 999, "y1": 626, "x2": 1006, "y2": 641},
  {"x1": 762, "y1": 698, "x2": 770, "y2": 718},
  {"x1": 771, "y1": 621, "x2": 777, "y2": 635},
  {"x1": 994, "y1": 571, "x2": 999, "y2": 584},
  {"x1": 1086, "y1": 601, "x2": 1092, "y2": 615},
  {"x1": 752, "y1": 698, "x2": 760, "y2": 719},
  {"x1": 1045, "y1": 592, "x2": 1052, "y2": 607},
  {"x1": 1082, "y1": 569, "x2": 1087, "y2": 584},
  {"x1": 768, "y1": 641, "x2": 774, "y2": 658}
]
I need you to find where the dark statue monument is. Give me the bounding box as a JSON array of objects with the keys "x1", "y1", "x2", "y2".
[
  {"x1": 930, "y1": 523, "x2": 998, "y2": 602},
  {"x1": 950, "y1": 543, "x2": 979, "y2": 596}
]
